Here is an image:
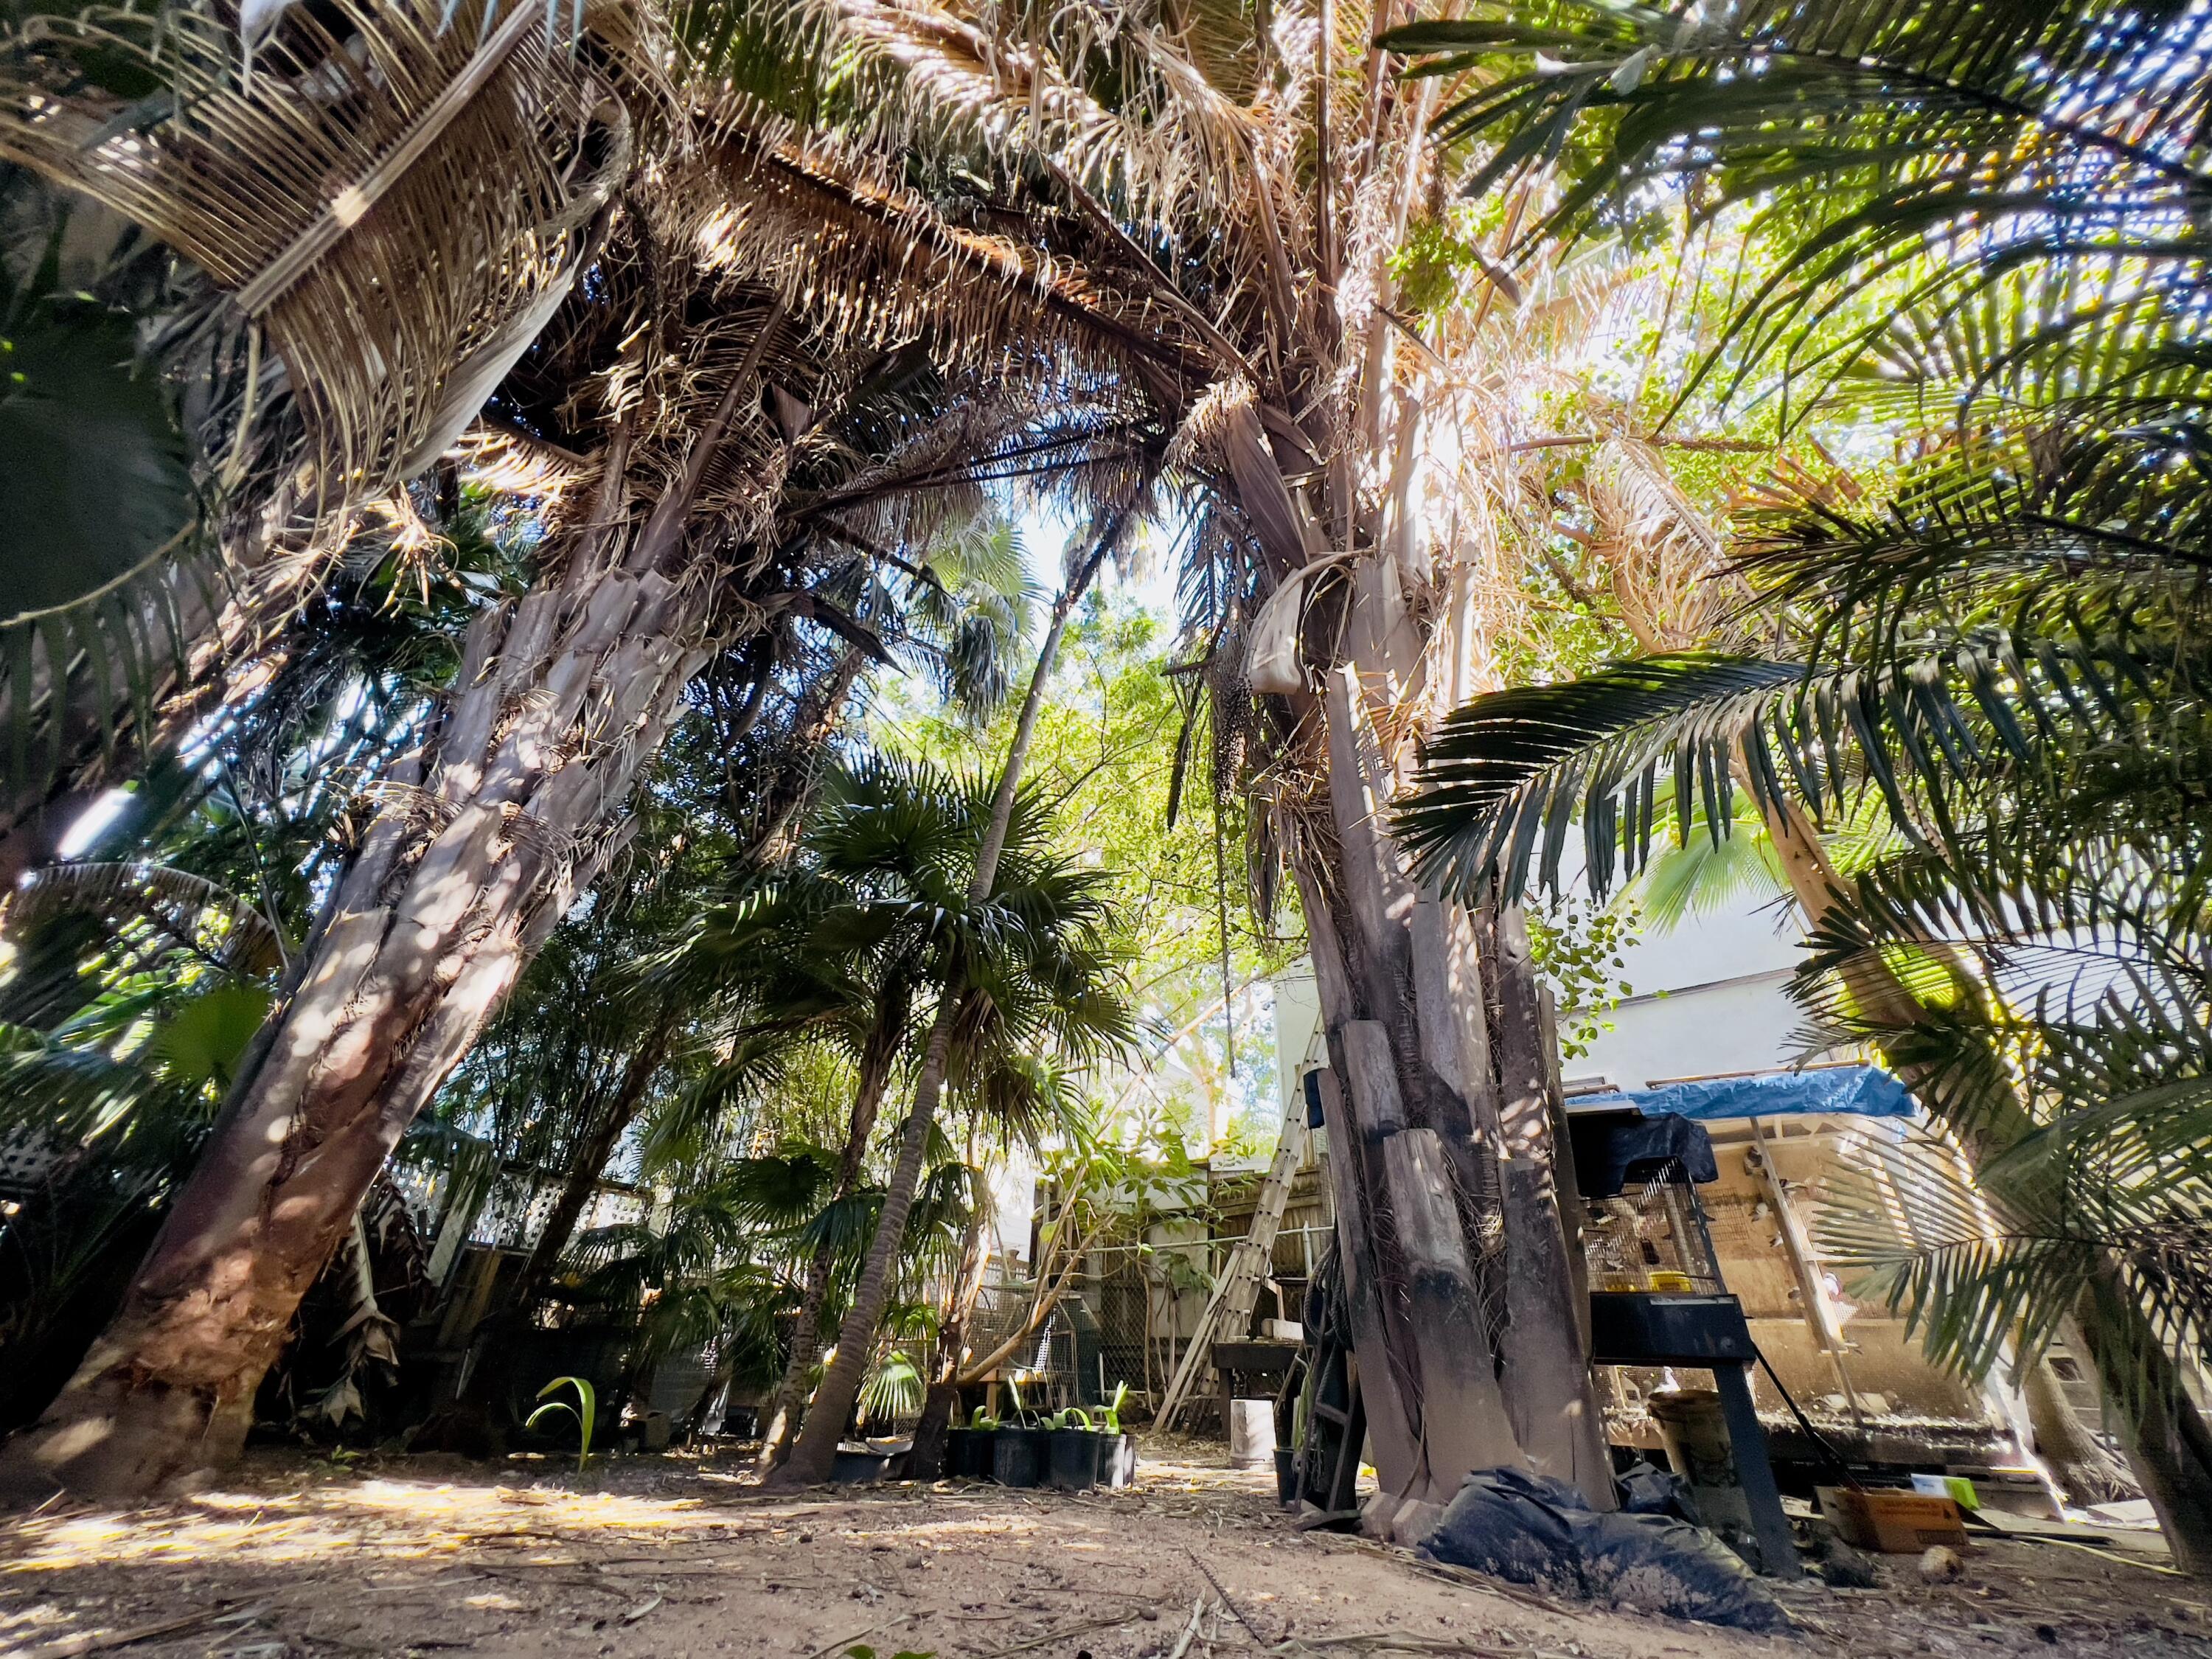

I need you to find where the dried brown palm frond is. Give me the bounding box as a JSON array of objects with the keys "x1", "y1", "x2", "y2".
[
  {"x1": 0, "y1": 0, "x2": 647, "y2": 537},
  {"x1": 716, "y1": 0, "x2": 1273, "y2": 257},
  {"x1": 689, "y1": 116, "x2": 1215, "y2": 392},
  {"x1": 0, "y1": 1, "x2": 670, "y2": 841},
  {"x1": 1587, "y1": 434, "x2": 1733, "y2": 653}
]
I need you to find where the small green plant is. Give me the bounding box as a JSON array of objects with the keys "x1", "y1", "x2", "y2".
[
  {"x1": 1099, "y1": 1382, "x2": 1128, "y2": 1436},
  {"x1": 526, "y1": 1375, "x2": 598, "y2": 1474},
  {"x1": 1048, "y1": 1407, "x2": 1092, "y2": 1430},
  {"x1": 968, "y1": 1411, "x2": 1001, "y2": 1430},
  {"x1": 1004, "y1": 1377, "x2": 1027, "y2": 1424}
]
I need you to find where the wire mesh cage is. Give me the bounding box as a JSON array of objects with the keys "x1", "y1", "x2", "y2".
[{"x1": 1583, "y1": 1161, "x2": 1725, "y2": 1295}]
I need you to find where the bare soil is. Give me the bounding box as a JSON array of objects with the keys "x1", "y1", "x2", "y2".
[{"x1": 2, "y1": 1443, "x2": 2205, "y2": 1659}]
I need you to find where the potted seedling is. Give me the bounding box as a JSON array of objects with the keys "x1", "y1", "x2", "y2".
[
  {"x1": 991, "y1": 1380, "x2": 1048, "y2": 1488},
  {"x1": 1046, "y1": 1408, "x2": 1099, "y2": 1491},
  {"x1": 966, "y1": 1408, "x2": 1002, "y2": 1481},
  {"x1": 1096, "y1": 1382, "x2": 1136, "y2": 1489}
]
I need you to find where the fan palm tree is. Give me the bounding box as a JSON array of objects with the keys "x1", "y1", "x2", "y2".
[
  {"x1": 776, "y1": 755, "x2": 1133, "y2": 1483},
  {"x1": 1389, "y1": 0, "x2": 2212, "y2": 1565},
  {"x1": 696, "y1": 0, "x2": 1618, "y2": 1510}
]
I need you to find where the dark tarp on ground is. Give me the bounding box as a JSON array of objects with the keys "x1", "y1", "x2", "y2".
[{"x1": 1419, "y1": 1466, "x2": 1791, "y2": 1632}]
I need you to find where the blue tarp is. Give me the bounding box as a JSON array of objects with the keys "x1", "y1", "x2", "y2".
[{"x1": 1579, "y1": 1064, "x2": 1916, "y2": 1123}]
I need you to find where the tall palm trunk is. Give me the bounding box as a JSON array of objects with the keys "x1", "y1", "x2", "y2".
[
  {"x1": 776, "y1": 543, "x2": 1105, "y2": 1485},
  {"x1": 0, "y1": 313, "x2": 787, "y2": 1496},
  {"x1": 756, "y1": 1011, "x2": 903, "y2": 1466},
  {"x1": 1222, "y1": 388, "x2": 1610, "y2": 1523}
]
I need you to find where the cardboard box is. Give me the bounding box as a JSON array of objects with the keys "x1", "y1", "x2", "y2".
[{"x1": 1817, "y1": 1485, "x2": 1969, "y2": 1553}]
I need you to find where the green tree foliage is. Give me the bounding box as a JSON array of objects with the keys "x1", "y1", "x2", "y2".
[{"x1": 874, "y1": 589, "x2": 1298, "y2": 1147}]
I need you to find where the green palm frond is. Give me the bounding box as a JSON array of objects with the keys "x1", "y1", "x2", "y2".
[
  {"x1": 1816, "y1": 1127, "x2": 2212, "y2": 1396},
  {"x1": 858, "y1": 1344, "x2": 925, "y2": 1424},
  {"x1": 1624, "y1": 801, "x2": 1787, "y2": 931},
  {"x1": 1399, "y1": 636, "x2": 2191, "y2": 906},
  {"x1": 1387, "y1": 0, "x2": 2212, "y2": 420}
]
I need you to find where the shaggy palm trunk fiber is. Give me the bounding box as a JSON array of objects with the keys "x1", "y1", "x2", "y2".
[
  {"x1": 1292, "y1": 666, "x2": 1610, "y2": 1534},
  {"x1": 0, "y1": 502, "x2": 712, "y2": 1499}
]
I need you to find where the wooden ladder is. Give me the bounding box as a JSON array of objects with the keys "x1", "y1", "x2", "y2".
[{"x1": 1157, "y1": 1110, "x2": 1310, "y2": 1428}]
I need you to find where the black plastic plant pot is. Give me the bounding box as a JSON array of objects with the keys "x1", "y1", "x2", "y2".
[
  {"x1": 943, "y1": 1427, "x2": 973, "y2": 1479},
  {"x1": 1048, "y1": 1427, "x2": 1099, "y2": 1491},
  {"x1": 1274, "y1": 1445, "x2": 1299, "y2": 1505},
  {"x1": 1099, "y1": 1432, "x2": 1136, "y2": 1489},
  {"x1": 830, "y1": 1448, "x2": 891, "y2": 1484},
  {"x1": 992, "y1": 1427, "x2": 1045, "y2": 1488},
  {"x1": 967, "y1": 1427, "x2": 1000, "y2": 1480}
]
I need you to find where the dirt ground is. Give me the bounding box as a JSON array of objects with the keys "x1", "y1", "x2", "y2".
[{"x1": 3, "y1": 1444, "x2": 2206, "y2": 1659}]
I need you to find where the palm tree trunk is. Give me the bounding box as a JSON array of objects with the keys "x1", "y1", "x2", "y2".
[
  {"x1": 1226, "y1": 396, "x2": 1610, "y2": 1526},
  {"x1": 0, "y1": 539, "x2": 709, "y2": 1497},
  {"x1": 782, "y1": 1004, "x2": 957, "y2": 1482},
  {"x1": 756, "y1": 1022, "x2": 902, "y2": 1467},
  {"x1": 776, "y1": 538, "x2": 1108, "y2": 1486},
  {"x1": 0, "y1": 317, "x2": 799, "y2": 1496}
]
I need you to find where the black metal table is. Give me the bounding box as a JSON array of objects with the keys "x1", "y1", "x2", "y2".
[{"x1": 1588, "y1": 1291, "x2": 1801, "y2": 1579}]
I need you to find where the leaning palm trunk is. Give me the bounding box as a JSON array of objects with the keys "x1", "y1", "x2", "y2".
[
  {"x1": 1760, "y1": 794, "x2": 2172, "y2": 1517},
  {"x1": 0, "y1": 483, "x2": 714, "y2": 1495},
  {"x1": 1784, "y1": 811, "x2": 2211, "y2": 1560},
  {"x1": 0, "y1": 276, "x2": 815, "y2": 1494},
  {"x1": 906, "y1": 1199, "x2": 992, "y2": 1478},
  {"x1": 757, "y1": 1022, "x2": 902, "y2": 1467},
  {"x1": 777, "y1": 543, "x2": 1106, "y2": 1485}
]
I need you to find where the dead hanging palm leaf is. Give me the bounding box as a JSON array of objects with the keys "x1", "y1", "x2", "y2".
[
  {"x1": 0, "y1": 0, "x2": 638, "y2": 534},
  {"x1": 1585, "y1": 435, "x2": 1733, "y2": 653},
  {"x1": 0, "y1": 0, "x2": 655, "y2": 814}
]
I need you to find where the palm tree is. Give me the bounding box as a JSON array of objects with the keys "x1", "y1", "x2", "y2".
[
  {"x1": 698, "y1": 0, "x2": 1618, "y2": 1512},
  {"x1": 0, "y1": 125, "x2": 1118, "y2": 1494},
  {"x1": 777, "y1": 753, "x2": 1133, "y2": 1484},
  {"x1": 1388, "y1": 0, "x2": 2212, "y2": 1565}
]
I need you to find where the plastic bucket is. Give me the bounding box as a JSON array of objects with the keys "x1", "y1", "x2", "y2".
[
  {"x1": 1099, "y1": 1433, "x2": 1135, "y2": 1489},
  {"x1": 1048, "y1": 1427, "x2": 1099, "y2": 1490},
  {"x1": 1228, "y1": 1399, "x2": 1276, "y2": 1469}
]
